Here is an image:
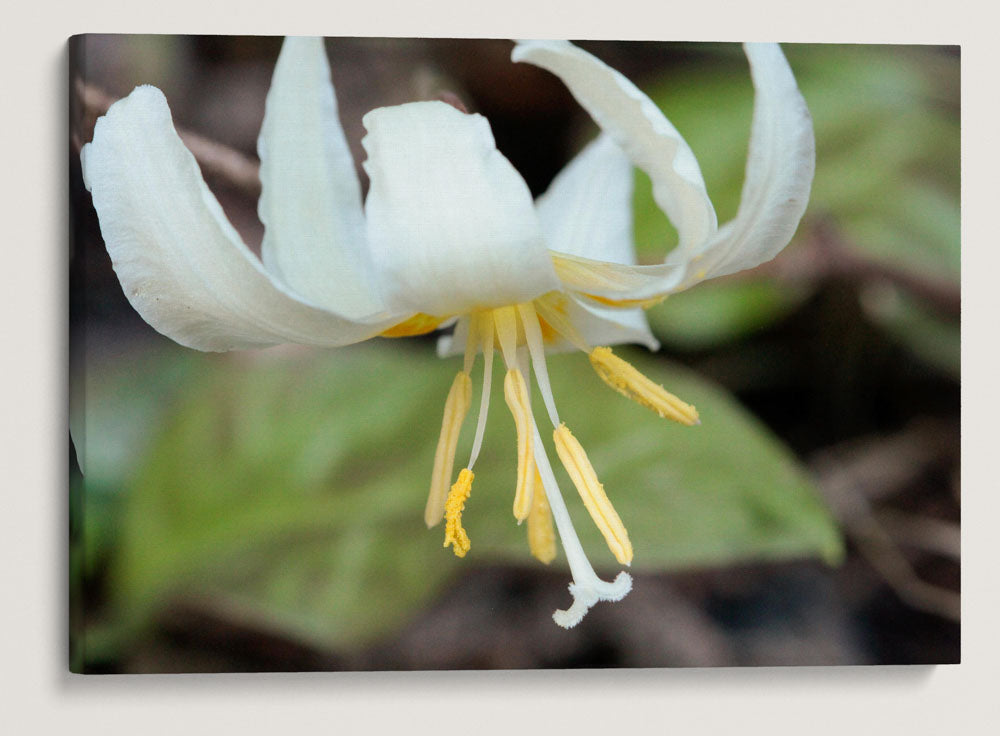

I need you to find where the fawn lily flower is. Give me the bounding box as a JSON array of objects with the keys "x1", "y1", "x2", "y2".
[{"x1": 81, "y1": 37, "x2": 814, "y2": 628}]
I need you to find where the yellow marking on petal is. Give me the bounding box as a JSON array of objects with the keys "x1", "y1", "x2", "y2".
[
  {"x1": 527, "y1": 467, "x2": 556, "y2": 564},
  {"x1": 503, "y1": 368, "x2": 535, "y2": 522},
  {"x1": 553, "y1": 423, "x2": 632, "y2": 566},
  {"x1": 380, "y1": 313, "x2": 446, "y2": 338},
  {"x1": 582, "y1": 293, "x2": 668, "y2": 310},
  {"x1": 425, "y1": 371, "x2": 472, "y2": 528},
  {"x1": 551, "y1": 252, "x2": 647, "y2": 293},
  {"x1": 589, "y1": 346, "x2": 699, "y2": 426},
  {"x1": 536, "y1": 314, "x2": 559, "y2": 344},
  {"x1": 533, "y1": 295, "x2": 589, "y2": 351},
  {"x1": 444, "y1": 468, "x2": 474, "y2": 557}
]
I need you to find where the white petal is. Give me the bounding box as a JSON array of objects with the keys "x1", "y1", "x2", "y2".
[
  {"x1": 257, "y1": 36, "x2": 385, "y2": 318},
  {"x1": 513, "y1": 40, "x2": 718, "y2": 259},
  {"x1": 549, "y1": 251, "x2": 684, "y2": 303},
  {"x1": 436, "y1": 315, "x2": 471, "y2": 358},
  {"x1": 82, "y1": 85, "x2": 402, "y2": 352},
  {"x1": 551, "y1": 295, "x2": 659, "y2": 353},
  {"x1": 536, "y1": 133, "x2": 637, "y2": 264},
  {"x1": 535, "y1": 133, "x2": 664, "y2": 346},
  {"x1": 362, "y1": 101, "x2": 561, "y2": 317},
  {"x1": 680, "y1": 43, "x2": 815, "y2": 285},
  {"x1": 528, "y1": 42, "x2": 814, "y2": 303}
]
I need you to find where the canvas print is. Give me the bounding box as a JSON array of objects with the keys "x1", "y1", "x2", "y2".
[{"x1": 69, "y1": 35, "x2": 959, "y2": 672}]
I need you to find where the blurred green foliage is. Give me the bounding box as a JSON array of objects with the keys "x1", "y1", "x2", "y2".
[
  {"x1": 633, "y1": 44, "x2": 959, "y2": 365},
  {"x1": 74, "y1": 42, "x2": 959, "y2": 667},
  {"x1": 84, "y1": 343, "x2": 840, "y2": 653},
  {"x1": 643, "y1": 280, "x2": 810, "y2": 351}
]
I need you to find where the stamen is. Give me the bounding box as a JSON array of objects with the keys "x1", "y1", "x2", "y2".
[
  {"x1": 553, "y1": 423, "x2": 633, "y2": 566},
  {"x1": 444, "y1": 468, "x2": 474, "y2": 557},
  {"x1": 492, "y1": 305, "x2": 520, "y2": 363},
  {"x1": 462, "y1": 314, "x2": 480, "y2": 375},
  {"x1": 516, "y1": 303, "x2": 560, "y2": 427},
  {"x1": 495, "y1": 310, "x2": 536, "y2": 523},
  {"x1": 503, "y1": 368, "x2": 535, "y2": 522},
  {"x1": 425, "y1": 371, "x2": 472, "y2": 528},
  {"x1": 589, "y1": 346, "x2": 700, "y2": 426},
  {"x1": 467, "y1": 314, "x2": 494, "y2": 469},
  {"x1": 527, "y1": 467, "x2": 556, "y2": 564}
]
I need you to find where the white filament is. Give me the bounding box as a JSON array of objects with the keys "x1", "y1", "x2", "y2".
[
  {"x1": 462, "y1": 315, "x2": 479, "y2": 375},
  {"x1": 467, "y1": 316, "x2": 494, "y2": 470},
  {"x1": 517, "y1": 303, "x2": 560, "y2": 427}
]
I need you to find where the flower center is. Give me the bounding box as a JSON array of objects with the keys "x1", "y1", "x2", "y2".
[{"x1": 424, "y1": 297, "x2": 699, "y2": 626}]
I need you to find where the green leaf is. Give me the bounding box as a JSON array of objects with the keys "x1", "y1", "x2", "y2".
[
  {"x1": 74, "y1": 343, "x2": 200, "y2": 576},
  {"x1": 76, "y1": 345, "x2": 199, "y2": 492},
  {"x1": 645, "y1": 279, "x2": 807, "y2": 350},
  {"x1": 110, "y1": 343, "x2": 841, "y2": 650}
]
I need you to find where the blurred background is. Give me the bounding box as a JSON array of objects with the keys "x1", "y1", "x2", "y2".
[{"x1": 69, "y1": 36, "x2": 959, "y2": 672}]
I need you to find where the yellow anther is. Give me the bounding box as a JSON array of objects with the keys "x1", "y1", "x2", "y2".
[
  {"x1": 425, "y1": 371, "x2": 472, "y2": 528},
  {"x1": 589, "y1": 346, "x2": 700, "y2": 426},
  {"x1": 444, "y1": 468, "x2": 474, "y2": 557},
  {"x1": 380, "y1": 312, "x2": 446, "y2": 337},
  {"x1": 527, "y1": 467, "x2": 556, "y2": 564},
  {"x1": 504, "y1": 368, "x2": 535, "y2": 522},
  {"x1": 552, "y1": 423, "x2": 633, "y2": 566}
]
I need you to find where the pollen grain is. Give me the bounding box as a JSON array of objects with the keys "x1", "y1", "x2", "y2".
[{"x1": 444, "y1": 468, "x2": 474, "y2": 558}]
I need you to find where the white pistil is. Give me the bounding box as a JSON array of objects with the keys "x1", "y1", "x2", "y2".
[
  {"x1": 516, "y1": 303, "x2": 560, "y2": 428},
  {"x1": 531, "y1": 421, "x2": 632, "y2": 628}
]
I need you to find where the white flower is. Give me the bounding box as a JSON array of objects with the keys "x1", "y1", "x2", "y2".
[{"x1": 81, "y1": 37, "x2": 814, "y2": 628}]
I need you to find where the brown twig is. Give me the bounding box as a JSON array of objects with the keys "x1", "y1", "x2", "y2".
[
  {"x1": 759, "y1": 217, "x2": 961, "y2": 319},
  {"x1": 875, "y1": 509, "x2": 960, "y2": 559},
  {"x1": 74, "y1": 80, "x2": 262, "y2": 200},
  {"x1": 810, "y1": 420, "x2": 960, "y2": 622},
  {"x1": 810, "y1": 419, "x2": 957, "y2": 512},
  {"x1": 850, "y1": 516, "x2": 960, "y2": 622}
]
